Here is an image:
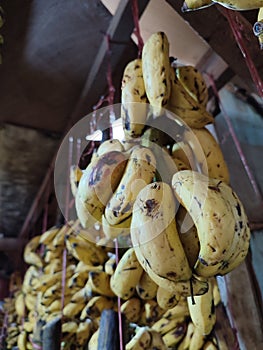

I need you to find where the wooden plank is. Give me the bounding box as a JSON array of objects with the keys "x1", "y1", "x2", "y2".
[
  {"x1": 165, "y1": 1, "x2": 263, "y2": 94},
  {"x1": 68, "y1": 0, "x2": 150, "y2": 127}
]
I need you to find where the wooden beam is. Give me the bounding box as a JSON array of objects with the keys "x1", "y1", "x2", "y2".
[
  {"x1": 68, "y1": 0, "x2": 150, "y2": 127},
  {"x1": 0, "y1": 238, "x2": 26, "y2": 252},
  {"x1": 165, "y1": 1, "x2": 263, "y2": 94}
]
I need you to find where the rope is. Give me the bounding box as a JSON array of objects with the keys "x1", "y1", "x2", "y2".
[
  {"x1": 219, "y1": 7, "x2": 263, "y2": 98},
  {"x1": 131, "y1": 0, "x2": 144, "y2": 58},
  {"x1": 114, "y1": 239, "x2": 124, "y2": 350}
]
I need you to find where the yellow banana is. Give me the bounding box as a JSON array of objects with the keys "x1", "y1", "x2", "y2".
[
  {"x1": 88, "y1": 270, "x2": 115, "y2": 297},
  {"x1": 15, "y1": 292, "x2": 26, "y2": 317},
  {"x1": 63, "y1": 301, "x2": 86, "y2": 318},
  {"x1": 163, "y1": 297, "x2": 189, "y2": 319},
  {"x1": 43, "y1": 258, "x2": 62, "y2": 275},
  {"x1": 203, "y1": 339, "x2": 219, "y2": 349},
  {"x1": 126, "y1": 326, "x2": 152, "y2": 350},
  {"x1": 142, "y1": 31, "x2": 171, "y2": 116},
  {"x1": 88, "y1": 328, "x2": 100, "y2": 350},
  {"x1": 80, "y1": 295, "x2": 114, "y2": 320},
  {"x1": 211, "y1": 277, "x2": 221, "y2": 306},
  {"x1": 176, "y1": 206, "x2": 200, "y2": 268},
  {"x1": 162, "y1": 321, "x2": 187, "y2": 348},
  {"x1": 120, "y1": 297, "x2": 142, "y2": 323},
  {"x1": 121, "y1": 58, "x2": 148, "y2": 138},
  {"x1": 191, "y1": 127, "x2": 230, "y2": 183},
  {"x1": 76, "y1": 319, "x2": 93, "y2": 346},
  {"x1": 253, "y1": 8, "x2": 263, "y2": 49},
  {"x1": 39, "y1": 227, "x2": 60, "y2": 246},
  {"x1": 75, "y1": 260, "x2": 103, "y2": 274},
  {"x1": 62, "y1": 321, "x2": 78, "y2": 334},
  {"x1": 212, "y1": 0, "x2": 262, "y2": 10},
  {"x1": 172, "y1": 170, "x2": 250, "y2": 277},
  {"x1": 131, "y1": 181, "x2": 192, "y2": 282},
  {"x1": 187, "y1": 280, "x2": 216, "y2": 335},
  {"x1": 102, "y1": 213, "x2": 132, "y2": 240},
  {"x1": 70, "y1": 165, "x2": 83, "y2": 197},
  {"x1": 23, "y1": 235, "x2": 43, "y2": 268},
  {"x1": 105, "y1": 146, "x2": 156, "y2": 225},
  {"x1": 177, "y1": 322, "x2": 195, "y2": 350},
  {"x1": 104, "y1": 254, "x2": 116, "y2": 275},
  {"x1": 188, "y1": 325, "x2": 207, "y2": 350},
  {"x1": 152, "y1": 315, "x2": 186, "y2": 335},
  {"x1": 75, "y1": 150, "x2": 127, "y2": 228},
  {"x1": 172, "y1": 141, "x2": 193, "y2": 169},
  {"x1": 67, "y1": 270, "x2": 89, "y2": 289},
  {"x1": 136, "y1": 270, "x2": 158, "y2": 300},
  {"x1": 167, "y1": 67, "x2": 214, "y2": 128},
  {"x1": 182, "y1": 0, "x2": 214, "y2": 11},
  {"x1": 138, "y1": 299, "x2": 166, "y2": 326},
  {"x1": 175, "y1": 65, "x2": 209, "y2": 106},
  {"x1": 110, "y1": 248, "x2": 144, "y2": 300},
  {"x1": 97, "y1": 138, "x2": 125, "y2": 156},
  {"x1": 17, "y1": 331, "x2": 27, "y2": 350},
  {"x1": 156, "y1": 285, "x2": 180, "y2": 310},
  {"x1": 148, "y1": 329, "x2": 167, "y2": 349},
  {"x1": 24, "y1": 292, "x2": 37, "y2": 312}
]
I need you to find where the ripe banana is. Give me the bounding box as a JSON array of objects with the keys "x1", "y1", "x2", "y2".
[
  {"x1": 110, "y1": 248, "x2": 143, "y2": 300},
  {"x1": 172, "y1": 170, "x2": 250, "y2": 277},
  {"x1": 175, "y1": 65, "x2": 209, "y2": 107},
  {"x1": 105, "y1": 146, "x2": 156, "y2": 225},
  {"x1": 187, "y1": 280, "x2": 216, "y2": 335},
  {"x1": 75, "y1": 150, "x2": 127, "y2": 228},
  {"x1": 15, "y1": 292, "x2": 26, "y2": 317},
  {"x1": 23, "y1": 235, "x2": 43, "y2": 268},
  {"x1": 148, "y1": 329, "x2": 167, "y2": 349},
  {"x1": 156, "y1": 285, "x2": 180, "y2": 310},
  {"x1": 17, "y1": 330, "x2": 27, "y2": 350},
  {"x1": 191, "y1": 127, "x2": 230, "y2": 183},
  {"x1": 88, "y1": 270, "x2": 115, "y2": 297},
  {"x1": 177, "y1": 321, "x2": 195, "y2": 350},
  {"x1": 136, "y1": 270, "x2": 158, "y2": 300},
  {"x1": 102, "y1": 212, "x2": 132, "y2": 240},
  {"x1": 70, "y1": 165, "x2": 83, "y2": 197},
  {"x1": 131, "y1": 181, "x2": 192, "y2": 282},
  {"x1": 76, "y1": 319, "x2": 93, "y2": 346},
  {"x1": 88, "y1": 328, "x2": 99, "y2": 350},
  {"x1": 162, "y1": 321, "x2": 187, "y2": 348},
  {"x1": 96, "y1": 138, "x2": 125, "y2": 156},
  {"x1": 120, "y1": 297, "x2": 142, "y2": 323},
  {"x1": 126, "y1": 326, "x2": 152, "y2": 350},
  {"x1": 176, "y1": 206, "x2": 200, "y2": 268},
  {"x1": 138, "y1": 299, "x2": 166, "y2": 326},
  {"x1": 39, "y1": 227, "x2": 60, "y2": 246},
  {"x1": 152, "y1": 315, "x2": 186, "y2": 335},
  {"x1": 253, "y1": 7, "x2": 263, "y2": 49},
  {"x1": 43, "y1": 258, "x2": 62, "y2": 275},
  {"x1": 203, "y1": 339, "x2": 219, "y2": 349},
  {"x1": 212, "y1": 0, "x2": 262, "y2": 10},
  {"x1": 142, "y1": 31, "x2": 171, "y2": 116},
  {"x1": 104, "y1": 253, "x2": 116, "y2": 275},
  {"x1": 163, "y1": 297, "x2": 189, "y2": 320},
  {"x1": 182, "y1": 0, "x2": 214, "y2": 11},
  {"x1": 67, "y1": 270, "x2": 89, "y2": 289},
  {"x1": 80, "y1": 295, "x2": 114, "y2": 320},
  {"x1": 167, "y1": 67, "x2": 214, "y2": 128},
  {"x1": 63, "y1": 301, "x2": 86, "y2": 318},
  {"x1": 121, "y1": 58, "x2": 148, "y2": 138},
  {"x1": 62, "y1": 321, "x2": 78, "y2": 334}
]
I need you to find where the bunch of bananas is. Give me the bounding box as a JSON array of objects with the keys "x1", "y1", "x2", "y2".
[{"x1": 182, "y1": 0, "x2": 263, "y2": 50}]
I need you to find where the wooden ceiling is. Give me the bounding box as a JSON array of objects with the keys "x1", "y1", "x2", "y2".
[{"x1": 0, "y1": 0, "x2": 262, "y2": 272}]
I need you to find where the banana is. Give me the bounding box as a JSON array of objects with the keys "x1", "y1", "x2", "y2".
[
  {"x1": 80, "y1": 295, "x2": 114, "y2": 320},
  {"x1": 88, "y1": 328, "x2": 100, "y2": 350},
  {"x1": 167, "y1": 67, "x2": 214, "y2": 128},
  {"x1": 76, "y1": 319, "x2": 93, "y2": 346},
  {"x1": 131, "y1": 181, "x2": 192, "y2": 282},
  {"x1": 71, "y1": 285, "x2": 90, "y2": 303},
  {"x1": 182, "y1": 0, "x2": 214, "y2": 11},
  {"x1": 65, "y1": 233, "x2": 107, "y2": 266},
  {"x1": 67, "y1": 270, "x2": 89, "y2": 289},
  {"x1": 104, "y1": 254, "x2": 116, "y2": 275},
  {"x1": 70, "y1": 165, "x2": 83, "y2": 197},
  {"x1": 188, "y1": 325, "x2": 207, "y2": 350},
  {"x1": 105, "y1": 146, "x2": 156, "y2": 225},
  {"x1": 152, "y1": 315, "x2": 186, "y2": 335},
  {"x1": 162, "y1": 321, "x2": 187, "y2": 348},
  {"x1": 63, "y1": 301, "x2": 86, "y2": 318},
  {"x1": 17, "y1": 331, "x2": 27, "y2": 350},
  {"x1": 62, "y1": 321, "x2": 78, "y2": 334},
  {"x1": 172, "y1": 170, "x2": 250, "y2": 277},
  {"x1": 126, "y1": 326, "x2": 152, "y2": 350},
  {"x1": 187, "y1": 280, "x2": 216, "y2": 335},
  {"x1": 88, "y1": 270, "x2": 115, "y2": 297},
  {"x1": 102, "y1": 212, "x2": 132, "y2": 240},
  {"x1": 136, "y1": 270, "x2": 158, "y2": 300},
  {"x1": 176, "y1": 206, "x2": 200, "y2": 269},
  {"x1": 43, "y1": 258, "x2": 62, "y2": 275},
  {"x1": 211, "y1": 277, "x2": 221, "y2": 306},
  {"x1": 120, "y1": 297, "x2": 142, "y2": 323},
  {"x1": 15, "y1": 292, "x2": 26, "y2": 317},
  {"x1": 148, "y1": 329, "x2": 167, "y2": 349},
  {"x1": 33, "y1": 271, "x2": 63, "y2": 293},
  {"x1": 162, "y1": 297, "x2": 189, "y2": 320},
  {"x1": 25, "y1": 292, "x2": 37, "y2": 312},
  {"x1": 253, "y1": 7, "x2": 263, "y2": 49},
  {"x1": 110, "y1": 248, "x2": 144, "y2": 300},
  {"x1": 75, "y1": 260, "x2": 103, "y2": 274},
  {"x1": 172, "y1": 141, "x2": 193, "y2": 169},
  {"x1": 212, "y1": 0, "x2": 262, "y2": 10},
  {"x1": 121, "y1": 58, "x2": 148, "y2": 138},
  {"x1": 177, "y1": 321, "x2": 195, "y2": 350},
  {"x1": 203, "y1": 340, "x2": 219, "y2": 349},
  {"x1": 138, "y1": 299, "x2": 166, "y2": 326},
  {"x1": 191, "y1": 127, "x2": 230, "y2": 183},
  {"x1": 175, "y1": 65, "x2": 209, "y2": 107},
  {"x1": 23, "y1": 235, "x2": 43, "y2": 268},
  {"x1": 97, "y1": 138, "x2": 125, "y2": 156},
  {"x1": 156, "y1": 285, "x2": 180, "y2": 310},
  {"x1": 142, "y1": 31, "x2": 171, "y2": 116},
  {"x1": 45, "y1": 299, "x2": 62, "y2": 314},
  {"x1": 75, "y1": 150, "x2": 127, "y2": 228},
  {"x1": 39, "y1": 227, "x2": 61, "y2": 246}
]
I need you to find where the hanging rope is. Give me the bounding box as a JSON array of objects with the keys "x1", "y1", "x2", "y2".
[
  {"x1": 219, "y1": 7, "x2": 263, "y2": 98},
  {"x1": 131, "y1": 0, "x2": 144, "y2": 57}
]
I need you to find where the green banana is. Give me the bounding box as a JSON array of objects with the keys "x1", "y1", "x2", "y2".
[
  {"x1": 142, "y1": 31, "x2": 171, "y2": 116},
  {"x1": 121, "y1": 58, "x2": 148, "y2": 138}
]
